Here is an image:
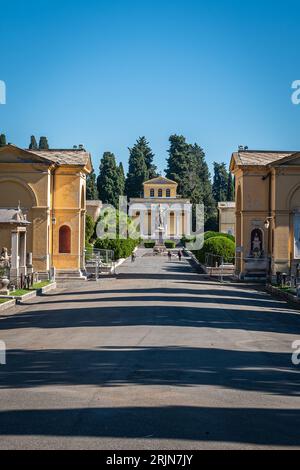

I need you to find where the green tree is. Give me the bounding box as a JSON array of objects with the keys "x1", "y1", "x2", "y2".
[
  {"x1": 85, "y1": 213, "x2": 95, "y2": 243},
  {"x1": 212, "y1": 162, "x2": 229, "y2": 203},
  {"x1": 0, "y1": 133, "x2": 7, "y2": 147},
  {"x1": 97, "y1": 152, "x2": 123, "y2": 207},
  {"x1": 136, "y1": 136, "x2": 157, "y2": 179},
  {"x1": 39, "y1": 136, "x2": 49, "y2": 150},
  {"x1": 125, "y1": 143, "x2": 148, "y2": 198},
  {"x1": 117, "y1": 162, "x2": 126, "y2": 196},
  {"x1": 165, "y1": 135, "x2": 218, "y2": 231},
  {"x1": 226, "y1": 172, "x2": 235, "y2": 201},
  {"x1": 86, "y1": 169, "x2": 98, "y2": 200},
  {"x1": 29, "y1": 135, "x2": 38, "y2": 150}
]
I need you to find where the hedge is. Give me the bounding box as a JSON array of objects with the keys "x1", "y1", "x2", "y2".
[
  {"x1": 204, "y1": 231, "x2": 235, "y2": 243},
  {"x1": 144, "y1": 241, "x2": 156, "y2": 248},
  {"x1": 94, "y1": 237, "x2": 140, "y2": 260},
  {"x1": 193, "y1": 236, "x2": 235, "y2": 265},
  {"x1": 164, "y1": 240, "x2": 176, "y2": 249}
]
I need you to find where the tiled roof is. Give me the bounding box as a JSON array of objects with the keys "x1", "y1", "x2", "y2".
[
  {"x1": 0, "y1": 208, "x2": 30, "y2": 225},
  {"x1": 143, "y1": 176, "x2": 177, "y2": 185},
  {"x1": 232, "y1": 151, "x2": 298, "y2": 166},
  {"x1": 30, "y1": 149, "x2": 91, "y2": 166}
]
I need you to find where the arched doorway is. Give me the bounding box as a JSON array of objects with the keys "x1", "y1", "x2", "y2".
[{"x1": 59, "y1": 225, "x2": 71, "y2": 254}]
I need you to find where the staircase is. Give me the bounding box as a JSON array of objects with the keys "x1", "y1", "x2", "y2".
[{"x1": 55, "y1": 270, "x2": 87, "y2": 282}]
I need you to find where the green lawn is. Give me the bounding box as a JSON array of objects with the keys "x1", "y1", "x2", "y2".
[
  {"x1": 11, "y1": 280, "x2": 52, "y2": 297},
  {"x1": 0, "y1": 299, "x2": 9, "y2": 304}
]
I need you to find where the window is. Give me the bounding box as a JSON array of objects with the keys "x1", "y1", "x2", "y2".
[
  {"x1": 166, "y1": 188, "x2": 171, "y2": 198},
  {"x1": 158, "y1": 188, "x2": 163, "y2": 197},
  {"x1": 150, "y1": 188, "x2": 155, "y2": 198},
  {"x1": 59, "y1": 225, "x2": 71, "y2": 254}
]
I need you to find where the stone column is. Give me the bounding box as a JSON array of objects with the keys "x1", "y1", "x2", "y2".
[
  {"x1": 10, "y1": 230, "x2": 19, "y2": 281},
  {"x1": 19, "y1": 230, "x2": 27, "y2": 276},
  {"x1": 176, "y1": 212, "x2": 181, "y2": 239}
]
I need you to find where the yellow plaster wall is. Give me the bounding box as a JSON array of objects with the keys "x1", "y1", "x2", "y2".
[{"x1": 144, "y1": 183, "x2": 177, "y2": 198}]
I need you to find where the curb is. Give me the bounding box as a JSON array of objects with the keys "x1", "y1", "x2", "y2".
[
  {"x1": 37, "y1": 282, "x2": 57, "y2": 295},
  {"x1": 0, "y1": 299, "x2": 16, "y2": 312},
  {"x1": 265, "y1": 284, "x2": 300, "y2": 307}
]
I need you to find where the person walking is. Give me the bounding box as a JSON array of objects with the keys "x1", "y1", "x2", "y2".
[
  {"x1": 131, "y1": 252, "x2": 136, "y2": 263},
  {"x1": 178, "y1": 250, "x2": 182, "y2": 261},
  {"x1": 168, "y1": 250, "x2": 172, "y2": 261}
]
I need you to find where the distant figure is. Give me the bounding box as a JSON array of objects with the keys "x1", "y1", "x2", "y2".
[
  {"x1": 168, "y1": 250, "x2": 172, "y2": 261},
  {"x1": 131, "y1": 252, "x2": 136, "y2": 263},
  {"x1": 178, "y1": 250, "x2": 182, "y2": 261}
]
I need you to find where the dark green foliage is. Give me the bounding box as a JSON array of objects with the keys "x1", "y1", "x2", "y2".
[
  {"x1": 117, "y1": 162, "x2": 126, "y2": 197},
  {"x1": 164, "y1": 240, "x2": 176, "y2": 248},
  {"x1": 226, "y1": 172, "x2": 235, "y2": 201},
  {"x1": 204, "y1": 231, "x2": 235, "y2": 242},
  {"x1": 39, "y1": 136, "x2": 49, "y2": 150},
  {"x1": 193, "y1": 236, "x2": 235, "y2": 265},
  {"x1": 144, "y1": 241, "x2": 156, "y2": 248},
  {"x1": 212, "y1": 162, "x2": 229, "y2": 203},
  {"x1": 125, "y1": 141, "x2": 148, "y2": 198},
  {"x1": 97, "y1": 152, "x2": 124, "y2": 207},
  {"x1": 85, "y1": 213, "x2": 95, "y2": 243},
  {"x1": 29, "y1": 135, "x2": 38, "y2": 150},
  {"x1": 86, "y1": 169, "x2": 98, "y2": 200},
  {"x1": 0, "y1": 133, "x2": 7, "y2": 147},
  {"x1": 165, "y1": 135, "x2": 217, "y2": 231},
  {"x1": 94, "y1": 208, "x2": 140, "y2": 260},
  {"x1": 94, "y1": 238, "x2": 139, "y2": 260},
  {"x1": 137, "y1": 136, "x2": 157, "y2": 179}
]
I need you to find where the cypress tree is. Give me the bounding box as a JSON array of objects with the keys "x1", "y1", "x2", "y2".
[
  {"x1": 212, "y1": 162, "x2": 229, "y2": 203},
  {"x1": 136, "y1": 136, "x2": 157, "y2": 179},
  {"x1": 86, "y1": 169, "x2": 98, "y2": 200},
  {"x1": 125, "y1": 143, "x2": 148, "y2": 199},
  {"x1": 97, "y1": 152, "x2": 123, "y2": 207},
  {"x1": 118, "y1": 162, "x2": 126, "y2": 196},
  {"x1": 226, "y1": 172, "x2": 235, "y2": 201}
]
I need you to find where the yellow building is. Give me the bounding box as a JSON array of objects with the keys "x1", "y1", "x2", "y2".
[
  {"x1": 130, "y1": 176, "x2": 191, "y2": 240},
  {"x1": 0, "y1": 144, "x2": 92, "y2": 279},
  {"x1": 230, "y1": 149, "x2": 300, "y2": 279}
]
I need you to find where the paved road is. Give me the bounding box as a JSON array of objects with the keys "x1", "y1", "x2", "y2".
[{"x1": 0, "y1": 250, "x2": 300, "y2": 449}]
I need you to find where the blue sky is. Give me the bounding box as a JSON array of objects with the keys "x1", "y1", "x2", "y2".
[{"x1": 0, "y1": 0, "x2": 299, "y2": 175}]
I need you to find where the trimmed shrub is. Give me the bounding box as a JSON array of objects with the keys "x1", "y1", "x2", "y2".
[
  {"x1": 164, "y1": 240, "x2": 176, "y2": 249},
  {"x1": 204, "y1": 231, "x2": 235, "y2": 243},
  {"x1": 94, "y1": 237, "x2": 139, "y2": 261},
  {"x1": 144, "y1": 241, "x2": 156, "y2": 249},
  {"x1": 181, "y1": 236, "x2": 196, "y2": 247},
  {"x1": 193, "y1": 236, "x2": 235, "y2": 265}
]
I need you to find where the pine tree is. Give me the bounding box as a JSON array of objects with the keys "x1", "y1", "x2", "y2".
[
  {"x1": 29, "y1": 135, "x2": 38, "y2": 150},
  {"x1": 212, "y1": 162, "x2": 229, "y2": 203},
  {"x1": 97, "y1": 152, "x2": 123, "y2": 207},
  {"x1": 39, "y1": 136, "x2": 49, "y2": 150},
  {"x1": 0, "y1": 133, "x2": 7, "y2": 147},
  {"x1": 226, "y1": 172, "x2": 235, "y2": 201},
  {"x1": 86, "y1": 169, "x2": 98, "y2": 200},
  {"x1": 125, "y1": 143, "x2": 149, "y2": 198}
]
